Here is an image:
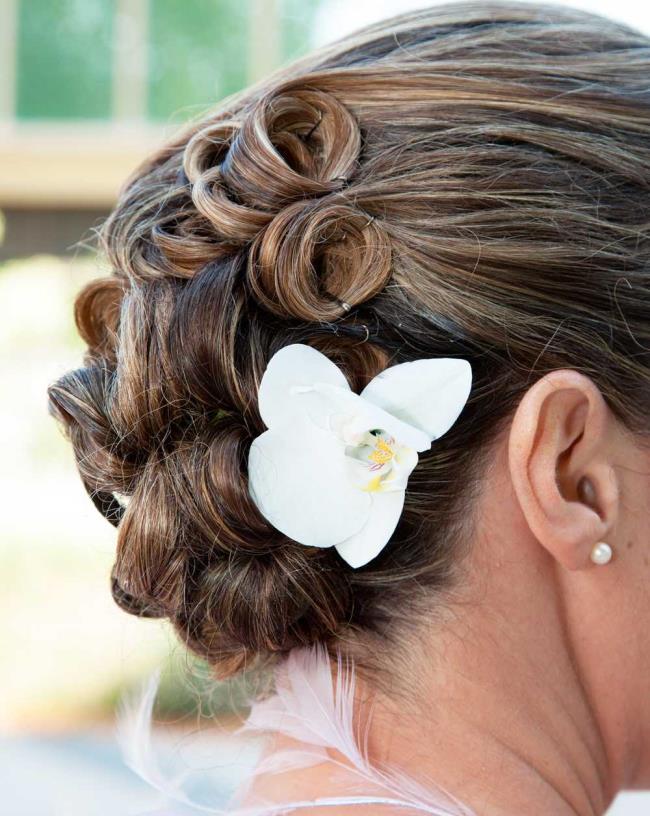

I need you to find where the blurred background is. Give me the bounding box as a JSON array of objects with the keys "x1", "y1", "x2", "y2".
[{"x1": 2, "y1": 1, "x2": 650, "y2": 814}]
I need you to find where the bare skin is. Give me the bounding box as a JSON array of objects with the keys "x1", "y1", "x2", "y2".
[{"x1": 246, "y1": 369, "x2": 650, "y2": 815}]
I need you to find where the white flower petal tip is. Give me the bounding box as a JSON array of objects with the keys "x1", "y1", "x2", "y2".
[
  {"x1": 247, "y1": 344, "x2": 472, "y2": 569},
  {"x1": 361, "y1": 357, "x2": 472, "y2": 441},
  {"x1": 335, "y1": 489, "x2": 406, "y2": 568}
]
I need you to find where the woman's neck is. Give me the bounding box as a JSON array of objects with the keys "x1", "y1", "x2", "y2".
[
  {"x1": 360, "y1": 557, "x2": 617, "y2": 815},
  {"x1": 366, "y1": 625, "x2": 609, "y2": 814}
]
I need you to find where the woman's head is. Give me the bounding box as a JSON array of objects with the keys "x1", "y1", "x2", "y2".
[{"x1": 49, "y1": 1, "x2": 650, "y2": 683}]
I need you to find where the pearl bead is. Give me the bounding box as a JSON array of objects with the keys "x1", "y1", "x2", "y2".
[{"x1": 590, "y1": 542, "x2": 613, "y2": 566}]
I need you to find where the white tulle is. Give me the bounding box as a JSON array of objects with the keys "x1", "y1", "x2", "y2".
[{"x1": 116, "y1": 644, "x2": 476, "y2": 815}]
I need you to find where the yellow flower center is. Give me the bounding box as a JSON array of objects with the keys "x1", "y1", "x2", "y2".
[
  {"x1": 348, "y1": 432, "x2": 403, "y2": 493},
  {"x1": 368, "y1": 436, "x2": 395, "y2": 465}
]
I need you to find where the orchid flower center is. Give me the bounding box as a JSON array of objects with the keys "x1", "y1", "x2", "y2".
[{"x1": 342, "y1": 427, "x2": 415, "y2": 493}]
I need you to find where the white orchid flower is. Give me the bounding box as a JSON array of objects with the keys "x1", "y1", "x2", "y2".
[{"x1": 248, "y1": 344, "x2": 472, "y2": 569}]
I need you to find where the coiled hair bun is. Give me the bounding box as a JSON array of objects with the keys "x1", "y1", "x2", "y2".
[
  {"x1": 214, "y1": 88, "x2": 360, "y2": 205},
  {"x1": 248, "y1": 196, "x2": 391, "y2": 320},
  {"x1": 185, "y1": 85, "x2": 392, "y2": 320}
]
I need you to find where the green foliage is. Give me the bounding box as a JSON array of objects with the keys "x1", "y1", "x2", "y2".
[
  {"x1": 14, "y1": 0, "x2": 323, "y2": 123},
  {"x1": 100, "y1": 647, "x2": 273, "y2": 723},
  {"x1": 148, "y1": 0, "x2": 249, "y2": 122},
  {"x1": 280, "y1": 0, "x2": 320, "y2": 61}
]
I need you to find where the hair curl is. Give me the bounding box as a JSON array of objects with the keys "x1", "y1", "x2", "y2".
[{"x1": 49, "y1": 2, "x2": 650, "y2": 678}]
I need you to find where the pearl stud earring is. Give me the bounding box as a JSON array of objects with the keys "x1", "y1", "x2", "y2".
[{"x1": 590, "y1": 541, "x2": 613, "y2": 565}]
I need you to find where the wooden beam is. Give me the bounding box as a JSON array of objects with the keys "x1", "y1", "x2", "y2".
[{"x1": 0, "y1": 123, "x2": 168, "y2": 209}]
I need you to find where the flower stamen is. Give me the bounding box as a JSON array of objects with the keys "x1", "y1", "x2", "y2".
[{"x1": 368, "y1": 436, "x2": 395, "y2": 465}]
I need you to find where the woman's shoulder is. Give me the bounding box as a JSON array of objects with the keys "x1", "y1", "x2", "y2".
[{"x1": 233, "y1": 732, "x2": 433, "y2": 815}]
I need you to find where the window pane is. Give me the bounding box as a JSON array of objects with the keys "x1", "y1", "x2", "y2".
[
  {"x1": 280, "y1": 0, "x2": 320, "y2": 61},
  {"x1": 16, "y1": 0, "x2": 114, "y2": 120},
  {"x1": 148, "y1": 0, "x2": 249, "y2": 122}
]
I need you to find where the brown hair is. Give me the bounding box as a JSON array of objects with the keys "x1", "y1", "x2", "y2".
[{"x1": 49, "y1": 1, "x2": 650, "y2": 679}]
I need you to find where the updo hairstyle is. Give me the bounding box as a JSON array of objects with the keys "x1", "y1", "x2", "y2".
[{"x1": 49, "y1": 2, "x2": 650, "y2": 678}]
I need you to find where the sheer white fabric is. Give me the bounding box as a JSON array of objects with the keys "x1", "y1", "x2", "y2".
[{"x1": 118, "y1": 645, "x2": 475, "y2": 816}]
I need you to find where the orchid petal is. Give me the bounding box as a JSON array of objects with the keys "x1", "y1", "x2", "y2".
[
  {"x1": 335, "y1": 490, "x2": 406, "y2": 568},
  {"x1": 380, "y1": 445, "x2": 419, "y2": 492},
  {"x1": 361, "y1": 358, "x2": 472, "y2": 441},
  {"x1": 258, "y1": 344, "x2": 350, "y2": 430},
  {"x1": 310, "y1": 383, "x2": 431, "y2": 452},
  {"x1": 248, "y1": 415, "x2": 371, "y2": 548}
]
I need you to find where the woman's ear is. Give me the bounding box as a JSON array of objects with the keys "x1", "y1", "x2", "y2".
[{"x1": 507, "y1": 369, "x2": 619, "y2": 571}]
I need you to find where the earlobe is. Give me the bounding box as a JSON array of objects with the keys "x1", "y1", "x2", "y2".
[{"x1": 507, "y1": 370, "x2": 619, "y2": 571}]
